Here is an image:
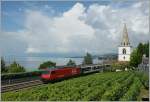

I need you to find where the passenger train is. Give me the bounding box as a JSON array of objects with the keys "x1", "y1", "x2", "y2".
[{"x1": 40, "y1": 64, "x2": 111, "y2": 83}]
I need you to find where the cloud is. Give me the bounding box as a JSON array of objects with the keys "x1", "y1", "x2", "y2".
[
  {"x1": 1, "y1": 1, "x2": 149, "y2": 56},
  {"x1": 83, "y1": 0, "x2": 149, "y2": 51},
  {"x1": 22, "y1": 3, "x2": 95, "y2": 54}
]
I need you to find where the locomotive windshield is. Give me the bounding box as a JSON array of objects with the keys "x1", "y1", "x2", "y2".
[{"x1": 42, "y1": 71, "x2": 49, "y2": 74}]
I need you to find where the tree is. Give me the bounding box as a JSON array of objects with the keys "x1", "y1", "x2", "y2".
[
  {"x1": 130, "y1": 42, "x2": 149, "y2": 67},
  {"x1": 66, "y1": 59, "x2": 76, "y2": 66},
  {"x1": 137, "y1": 43, "x2": 144, "y2": 55},
  {"x1": 130, "y1": 49, "x2": 141, "y2": 67},
  {"x1": 143, "y1": 42, "x2": 149, "y2": 57},
  {"x1": 83, "y1": 52, "x2": 93, "y2": 65},
  {"x1": 8, "y1": 61, "x2": 26, "y2": 73},
  {"x1": 1, "y1": 57, "x2": 7, "y2": 73},
  {"x1": 137, "y1": 43, "x2": 144, "y2": 63},
  {"x1": 39, "y1": 61, "x2": 56, "y2": 69}
]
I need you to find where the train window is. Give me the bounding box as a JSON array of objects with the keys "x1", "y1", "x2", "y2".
[
  {"x1": 106, "y1": 65, "x2": 110, "y2": 67},
  {"x1": 51, "y1": 71, "x2": 56, "y2": 74},
  {"x1": 96, "y1": 66, "x2": 98, "y2": 69},
  {"x1": 83, "y1": 67, "x2": 91, "y2": 71},
  {"x1": 94, "y1": 66, "x2": 99, "y2": 70},
  {"x1": 84, "y1": 69, "x2": 89, "y2": 71},
  {"x1": 88, "y1": 67, "x2": 91, "y2": 70},
  {"x1": 88, "y1": 67, "x2": 91, "y2": 69},
  {"x1": 93, "y1": 66, "x2": 97, "y2": 70}
]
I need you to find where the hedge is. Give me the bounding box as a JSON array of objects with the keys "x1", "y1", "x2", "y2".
[{"x1": 1, "y1": 70, "x2": 46, "y2": 80}]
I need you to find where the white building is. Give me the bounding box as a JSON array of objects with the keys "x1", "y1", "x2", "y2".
[{"x1": 118, "y1": 23, "x2": 132, "y2": 61}]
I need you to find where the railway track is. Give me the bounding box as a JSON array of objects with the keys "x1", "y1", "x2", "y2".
[
  {"x1": 1, "y1": 76, "x2": 40, "y2": 86},
  {"x1": 1, "y1": 80, "x2": 43, "y2": 93}
]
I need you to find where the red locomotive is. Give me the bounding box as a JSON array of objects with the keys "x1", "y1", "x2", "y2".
[{"x1": 41, "y1": 66, "x2": 80, "y2": 83}]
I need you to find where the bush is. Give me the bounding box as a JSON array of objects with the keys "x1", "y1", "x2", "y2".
[
  {"x1": 7, "y1": 61, "x2": 26, "y2": 73},
  {"x1": 111, "y1": 62, "x2": 130, "y2": 71},
  {"x1": 39, "y1": 61, "x2": 56, "y2": 69},
  {"x1": 1, "y1": 71, "x2": 45, "y2": 80}
]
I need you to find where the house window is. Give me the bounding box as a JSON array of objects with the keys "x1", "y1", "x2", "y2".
[{"x1": 122, "y1": 48, "x2": 126, "y2": 54}]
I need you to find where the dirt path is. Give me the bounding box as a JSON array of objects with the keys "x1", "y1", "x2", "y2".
[{"x1": 137, "y1": 86, "x2": 149, "y2": 101}]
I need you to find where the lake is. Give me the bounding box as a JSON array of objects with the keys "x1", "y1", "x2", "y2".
[{"x1": 4, "y1": 56, "x2": 103, "y2": 71}]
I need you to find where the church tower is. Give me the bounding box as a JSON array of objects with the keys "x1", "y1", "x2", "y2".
[{"x1": 118, "y1": 23, "x2": 131, "y2": 61}]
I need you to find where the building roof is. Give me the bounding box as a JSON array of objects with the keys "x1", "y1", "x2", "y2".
[{"x1": 121, "y1": 23, "x2": 130, "y2": 46}]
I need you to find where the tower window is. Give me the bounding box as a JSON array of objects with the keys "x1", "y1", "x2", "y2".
[
  {"x1": 123, "y1": 56, "x2": 125, "y2": 59},
  {"x1": 122, "y1": 48, "x2": 126, "y2": 54}
]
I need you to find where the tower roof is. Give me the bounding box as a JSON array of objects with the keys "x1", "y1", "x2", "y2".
[{"x1": 121, "y1": 23, "x2": 130, "y2": 46}]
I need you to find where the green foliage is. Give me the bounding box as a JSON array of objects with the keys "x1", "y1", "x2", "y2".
[
  {"x1": 101, "y1": 74, "x2": 133, "y2": 101},
  {"x1": 83, "y1": 52, "x2": 93, "y2": 65},
  {"x1": 1, "y1": 58, "x2": 27, "y2": 74},
  {"x1": 39, "y1": 61, "x2": 56, "y2": 69},
  {"x1": 1, "y1": 57, "x2": 7, "y2": 73},
  {"x1": 143, "y1": 42, "x2": 149, "y2": 57},
  {"x1": 135, "y1": 72, "x2": 149, "y2": 89},
  {"x1": 130, "y1": 42, "x2": 149, "y2": 67},
  {"x1": 2, "y1": 72, "x2": 143, "y2": 101},
  {"x1": 120, "y1": 77, "x2": 142, "y2": 101},
  {"x1": 7, "y1": 61, "x2": 25, "y2": 73},
  {"x1": 137, "y1": 42, "x2": 149, "y2": 57},
  {"x1": 141, "y1": 74, "x2": 149, "y2": 89},
  {"x1": 137, "y1": 43, "x2": 144, "y2": 55},
  {"x1": 66, "y1": 59, "x2": 76, "y2": 66},
  {"x1": 1, "y1": 70, "x2": 44, "y2": 80},
  {"x1": 130, "y1": 49, "x2": 141, "y2": 67}
]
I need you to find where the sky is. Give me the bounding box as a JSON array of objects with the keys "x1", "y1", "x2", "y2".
[{"x1": 1, "y1": 0, "x2": 149, "y2": 57}]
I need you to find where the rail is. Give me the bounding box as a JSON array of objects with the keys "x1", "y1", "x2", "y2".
[
  {"x1": 1, "y1": 76, "x2": 40, "y2": 86},
  {"x1": 1, "y1": 80, "x2": 43, "y2": 93}
]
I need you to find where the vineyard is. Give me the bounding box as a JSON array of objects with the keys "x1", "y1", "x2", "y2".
[{"x1": 2, "y1": 71, "x2": 149, "y2": 101}]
